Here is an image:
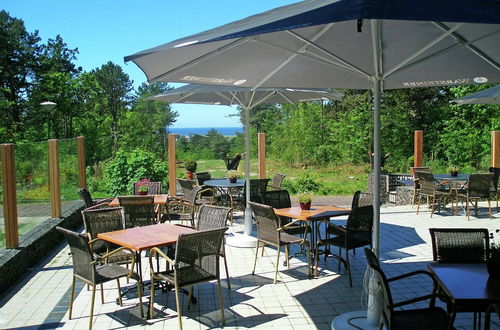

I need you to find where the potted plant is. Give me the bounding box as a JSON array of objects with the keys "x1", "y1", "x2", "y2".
[
  {"x1": 488, "y1": 230, "x2": 500, "y2": 277},
  {"x1": 136, "y1": 178, "x2": 150, "y2": 195},
  {"x1": 297, "y1": 192, "x2": 313, "y2": 210},
  {"x1": 448, "y1": 165, "x2": 460, "y2": 177},
  {"x1": 185, "y1": 160, "x2": 197, "y2": 180},
  {"x1": 226, "y1": 170, "x2": 239, "y2": 183}
]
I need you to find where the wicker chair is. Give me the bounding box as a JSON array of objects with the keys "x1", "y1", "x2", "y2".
[
  {"x1": 429, "y1": 228, "x2": 490, "y2": 263},
  {"x1": 415, "y1": 171, "x2": 453, "y2": 217},
  {"x1": 489, "y1": 167, "x2": 500, "y2": 211},
  {"x1": 269, "y1": 173, "x2": 286, "y2": 190},
  {"x1": 315, "y1": 204, "x2": 373, "y2": 286},
  {"x1": 148, "y1": 227, "x2": 228, "y2": 329},
  {"x1": 56, "y1": 226, "x2": 143, "y2": 330},
  {"x1": 196, "y1": 204, "x2": 232, "y2": 289},
  {"x1": 78, "y1": 188, "x2": 111, "y2": 209},
  {"x1": 249, "y1": 201, "x2": 311, "y2": 284},
  {"x1": 364, "y1": 248, "x2": 454, "y2": 330},
  {"x1": 177, "y1": 178, "x2": 213, "y2": 205},
  {"x1": 245, "y1": 179, "x2": 270, "y2": 203},
  {"x1": 456, "y1": 173, "x2": 494, "y2": 220},
  {"x1": 82, "y1": 207, "x2": 132, "y2": 265},
  {"x1": 118, "y1": 196, "x2": 157, "y2": 228},
  {"x1": 133, "y1": 181, "x2": 161, "y2": 195}
]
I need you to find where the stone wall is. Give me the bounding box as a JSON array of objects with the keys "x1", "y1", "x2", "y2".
[{"x1": 0, "y1": 201, "x2": 84, "y2": 295}]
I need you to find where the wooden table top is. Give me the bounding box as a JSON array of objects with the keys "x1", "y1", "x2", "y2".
[
  {"x1": 97, "y1": 223, "x2": 196, "y2": 251},
  {"x1": 108, "y1": 194, "x2": 169, "y2": 207},
  {"x1": 274, "y1": 205, "x2": 350, "y2": 221},
  {"x1": 428, "y1": 263, "x2": 500, "y2": 307}
]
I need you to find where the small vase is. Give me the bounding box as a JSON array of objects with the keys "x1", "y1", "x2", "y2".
[
  {"x1": 229, "y1": 177, "x2": 237, "y2": 183},
  {"x1": 300, "y1": 202, "x2": 311, "y2": 210},
  {"x1": 487, "y1": 259, "x2": 500, "y2": 278},
  {"x1": 450, "y1": 171, "x2": 458, "y2": 177}
]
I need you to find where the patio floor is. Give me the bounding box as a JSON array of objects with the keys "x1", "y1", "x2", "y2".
[{"x1": 1, "y1": 199, "x2": 500, "y2": 329}]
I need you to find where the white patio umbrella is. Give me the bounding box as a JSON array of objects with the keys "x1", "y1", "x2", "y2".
[
  {"x1": 451, "y1": 84, "x2": 500, "y2": 105},
  {"x1": 150, "y1": 83, "x2": 342, "y2": 246},
  {"x1": 126, "y1": 0, "x2": 499, "y2": 325}
]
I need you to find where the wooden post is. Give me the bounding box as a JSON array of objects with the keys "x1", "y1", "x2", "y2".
[
  {"x1": 414, "y1": 130, "x2": 423, "y2": 168},
  {"x1": 493, "y1": 131, "x2": 500, "y2": 168},
  {"x1": 1, "y1": 144, "x2": 19, "y2": 248},
  {"x1": 48, "y1": 139, "x2": 61, "y2": 218},
  {"x1": 168, "y1": 134, "x2": 177, "y2": 195},
  {"x1": 77, "y1": 136, "x2": 86, "y2": 189},
  {"x1": 258, "y1": 133, "x2": 266, "y2": 179}
]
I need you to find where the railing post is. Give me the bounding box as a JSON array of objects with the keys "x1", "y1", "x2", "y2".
[
  {"x1": 492, "y1": 131, "x2": 500, "y2": 168},
  {"x1": 77, "y1": 136, "x2": 86, "y2": 189},
  {"x1": 168, "y1": 134, "x2": 177, "y2": 196},
  {"x1": 414, "y1": 130, "x2": 423, "y2": 168},
  {"x1": 48, "y1": 139, "x2": 61, "y2": 218},
  {"x1": 258, "y1": 133, "x2": 266, "y2": 179},
  {"x1": 1, "y1": 144, "x2": 19, "y2": 248}
]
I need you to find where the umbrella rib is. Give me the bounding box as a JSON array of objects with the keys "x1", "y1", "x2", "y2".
[
  {"x1": 275, "y1": 91, "x2": 295, "y2": 105},
  {"x1": 228, "y1": 91, "x2": 245, "y2": 107},
  {"x1": 214, "y1": 92, "x2": 235, "y2": 104},
  {"x1": 287, "y1": 29, "x2": 371, "y2": 79},
  {"x1": 251, "y1": 90, "x2": 280, "y2": 108},
  {"x1": 149, "y1": 37, "x2": 250, "y2": 83},
  {"x1": 383, "y1": 23, "x2": 463, "y2": 79}
]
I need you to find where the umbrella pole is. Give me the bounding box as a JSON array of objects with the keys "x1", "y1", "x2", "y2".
[{"x1": 244, "y1": 105, "x2": 253, "y2": 236}]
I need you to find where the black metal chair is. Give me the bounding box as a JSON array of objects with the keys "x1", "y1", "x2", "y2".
[
  {"x1": 56, "y1": 226, "x2": 143, "y2": 330},
  {"x1": 489, "y1": 167, "x2": 500, "y2": 211},
  {"x1": 117, "y1": 196, "x2": 157, "y2": 228},
  {"x1": 148, "y1": 227, "x2": 228, "y2": 329},
  {"x1": 195, "y1": 204, "x2": 232, "y2": 289},
  {"x1": 133, "y1": 181, "x2": 161, "y2": 195},
  {"x1": 78, "y1": 188, "x2": 111, "y2": 209},
  {"x1": 364, "y1": 248, "x2": 454, "y2": 330},
  {"x1": 269, "y1": 173, "x2": 286, "y2": 190},
  {"x1": 456, "y1": 173, "x2": 494, "y2": 220},
  {"x1": 485, "y1": 303, "x2": 500, "y2": 330},
  {"x1": 249, "y1": 201, "x2": 311, "y2": 284}
]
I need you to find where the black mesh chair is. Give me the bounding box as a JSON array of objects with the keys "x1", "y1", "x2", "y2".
[
  {"x1": 364, "y1": 248, "x2": 454, "y2": 330},
  {"x1": 78, "y1": 188, "x2": 111, "y2": 209},
  {"x1": 148, "y1": 227, "x2": 228, "y2": 329},
  {"x1": 316, "y1": 204, "x2": 373, "y2": 286},
  {"x1": 56, "y1": 227, "x2": 143, "y2": 330},
  {"x1": 429, "y1": 228, "x2": 490, "y2": 263},
  {"x1": 118, "y1": 196, "x2": 157, "y2": 228},
  {"x1": 415, "y1": 171, "x2": 453, "y2": 217},
  {"x1": 457, "y1": 173, "x2": 494, "y2": 220},
  {"x1": 249, "y1": 201, "x2": 311, "y2": 284},
  {"x1": 195, "y1": 204, "x2": 232, "y2": 289},
  {"x1": 489, "y1": 167, "x2": 500, "y2": 211},
  {"x1": 133, "y1": 181, "x2": 161, "y2": 195},
  {"x1": 269, "y1": 173, "x2": 286, "y2": 190}
]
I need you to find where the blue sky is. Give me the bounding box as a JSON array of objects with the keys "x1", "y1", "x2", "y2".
[{"x1": 2, "y1": 0, "x2": 297, "y2": 127}]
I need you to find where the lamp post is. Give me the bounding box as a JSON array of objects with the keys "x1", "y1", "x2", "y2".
[{"x1": 40, "y1": 101, "x2": 57, "y2": 139}]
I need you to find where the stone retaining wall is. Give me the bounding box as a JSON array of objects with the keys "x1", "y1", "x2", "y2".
[{"x1": 0, "y1": 201, "x2": 84, "y2": 295}]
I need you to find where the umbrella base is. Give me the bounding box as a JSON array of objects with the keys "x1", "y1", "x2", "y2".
[
  {"x1": 226, "y1": 233, "x2": 257, "y2": 248},
  {"x1": 331, "y1": 310, "x2": 379, "y2": 330}
]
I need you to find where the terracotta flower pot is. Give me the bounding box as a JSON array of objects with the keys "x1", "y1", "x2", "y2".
[
  {"x1": 186, "y1": 171, "x2": 194, "y2": 180},
  {"x1": 300, "y1": 202, "x2": 311, "y2": 210}
]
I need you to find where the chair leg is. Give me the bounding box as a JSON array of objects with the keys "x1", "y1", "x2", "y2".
[
  {"x1": 174, "y1": 285, "x2": 183, "y2": 330},
  {"x1": 252, "y1": 242, "x2": 259, "y2": 274},
  {"x1": 69, "y1": 276, "x2": 76, "y2": 319},
  {"x1": 417, "y1": 196, "x2": 421, "y2": 214},
  {"x1": 100, "y1": 283, "x2": 104, "y2": 304},
  {"x1": 116, "y1": 280, "x2": 123, "y2": 306},
  {"x1": 337, "y1": 246, "x2": 342, "y2": 271},
  {"x1": 466, "y1": 198, "x2": 471, "y2": 220},
  {"x1": 89, "y1": 284, "x2": 96, "y2": 330},
  {"x1": 149, "y1": 276, "x2": 155, "y2": 319},
  {"x1": 222, "y1": 252, "x2": 231, "y2": 289},
  {"x1": 285, "y1": 245, "x2": 289, "y2": 268},
  {"x1": 345, "y1": 248, "x2": 352, "y2": 287},
  {"x1": 488, "y1": 199, "x2": 492, "y2": 220},
  {"x1": 137, "y1": 280, "x2": 144, "y2": 318},
  {"x1": 274, "y1": 246, "x2": 280, "y2": 284},
  {"x1": 261, "y1": 243, "x2": 266, "y2": 256},
  {"x1": 306, "y1": 241, "x2": 311, "y2": 278},
  {"x1": 315, "y1": 242, "x2": 321, "y2": 278},
  {"x1": 187, "y1": 286, "x2": 194, "y2": 310},
  {"x1": 217, "y1": 278, "x2": 225, "y2": 324}
]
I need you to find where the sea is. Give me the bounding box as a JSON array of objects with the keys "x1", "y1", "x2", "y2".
[{"x1": 167, "y1": 127, "x2": 243, "y2": 136}]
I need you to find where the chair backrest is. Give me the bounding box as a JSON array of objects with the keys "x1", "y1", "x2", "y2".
[
  {"x1": 78, "y1": 188, "x2": 94, "y2": 208},
  {"x1": 56, "y1": 226, "x2": 96, "y2": 282},
  {"x1": 225, "y1": 154, "x2": 242, "y2": 170},
  {"x1": 246, "y1": 179, "x2": 270, "y2": 203},
  {"x1": 82, "y1": 207, "x2": 125, "y2": 253},
  {"x1": 248, "y1": 202, "x2": 280, "y2": 245},
  {"x1": 415, "y1": 171, "x2": 437, "y2": 195},
  {"x1": 364, "y1": 248, "x2": 394, "y2": 329},
  {"x1": 429, "y1": 228, "x2": 490, "y2": 263},
  {"x1": 351, "y1": 191, "x2": 373, "y2": 209},
  {"x1": 195, "y1": 172, "x2": 212, "y2": 186},
  {"x1": 269, "y1": 173, "x2": 286, "y2": 190},
  {"x1": 260, "y1": 189, "x2": 292, "y2": 209},
  {"x1": 174, "y1": 227, "x2": 228, "y2": 283},
  {"x1": 177, "y1": 178, "x2": 196, "y2": 201},
  {"x1": 118, "y1": 196, "x2": 156, "y2": 228},
  {"x1": 346, "y1": 205, "x2": 374, "y2": 244},
  {"x1": 196, "y1": 204, "x2": 231, "y2": 231},
  {"x1": 133, "y1": 181, "x2": 161, "y2": 195},
  {"x1": 467, "y1": 173, "x2": 495, "y2": 197},
  {"x1": 489, "y1": 167, "x2": 500, "y2": 192}
]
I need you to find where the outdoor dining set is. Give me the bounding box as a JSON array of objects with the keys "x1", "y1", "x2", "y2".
[{"x1": 57, "y1": 166, "x2": 500, "y2": 330}]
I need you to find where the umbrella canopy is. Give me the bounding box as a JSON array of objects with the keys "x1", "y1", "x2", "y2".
[
  {"x1": 450, "y1": 85, "x2": 500, "y2": 105},
  {"x1": 126, "y1": 0, "x2": 500, "y2": 257},
  {"x1": 150, "y1": 83, "x2": 342, "y2": 237}
]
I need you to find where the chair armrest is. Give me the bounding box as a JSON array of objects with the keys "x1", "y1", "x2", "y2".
[
  {"x1": 88, "y1": 236, "x2": 111, "y2": 254},
  {"x1": 391, "y1": 293, "x2": 452, "y2": 309},
  {"x1": 278, "y1": 218, "x2": 303, "y2": 231},
  {"x1": 387, "y1": 269, "x2": 438, "y2": 292},
  {"x1": 149, "y1": 247, "x2": 175, "y2": 271}
]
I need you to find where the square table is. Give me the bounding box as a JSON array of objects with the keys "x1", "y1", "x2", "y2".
[
  {"x1": 274, "y1": 205, "x2": 350, "y2": 277},
  {"x1": 428, "y1": 263, "x2": 500, "y2": 327}
]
